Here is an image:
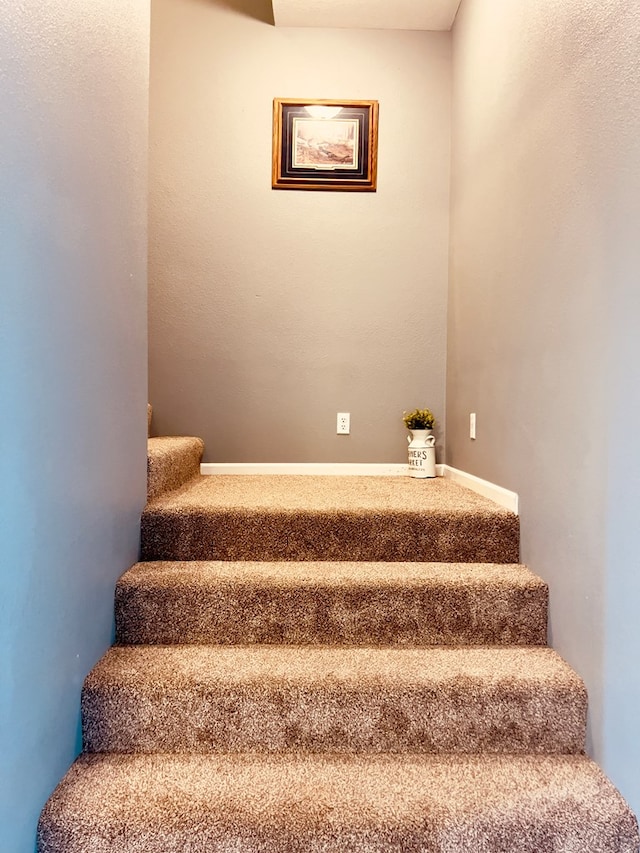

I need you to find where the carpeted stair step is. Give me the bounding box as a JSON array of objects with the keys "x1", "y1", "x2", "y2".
[
  {"x1": 38, "y1": 459, "x2": 639, "y2": 851},
  {"x1": 141, "y1": 475, "x2": 520, "y2": 562},
  {"x1": 115, "y1": 560, "x2": 548, "y2": 646},
  {"x1": 146, "y1": 436, "x2": 204, "y2": 502},
  {"x1": 82, "y1": 645, "x2": 586, "y2": 754},
  {"x1": 37, "y1": 752, "x2": 640, "y2": 853}
]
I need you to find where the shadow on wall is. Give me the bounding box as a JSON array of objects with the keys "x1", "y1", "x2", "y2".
[{"x1": 201, "y1": 0, "x2": 274, "y2": 25}]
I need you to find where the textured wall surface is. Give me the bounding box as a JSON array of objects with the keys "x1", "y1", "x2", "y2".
[
  {"x1": 0, "y1": 2, "x2": 149, "y2": 849},
  {"x1": 448, "y1": 0, "x2": 640, "y2": 813},
  {"x1": 149, "y1": 0, "x2": 451, "y2": 462}
]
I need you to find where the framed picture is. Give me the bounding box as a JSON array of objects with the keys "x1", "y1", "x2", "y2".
[{"x1": 272, "y1": 99, "x2": 379, "y2": 191}]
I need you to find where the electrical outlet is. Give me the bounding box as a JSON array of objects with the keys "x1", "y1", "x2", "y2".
[
  {"x1": 470, "y1": 413, "x2": 476, "y2": 440},
  {"x1": 337, "y1": 413, "x2": 350, "y2": 435}
]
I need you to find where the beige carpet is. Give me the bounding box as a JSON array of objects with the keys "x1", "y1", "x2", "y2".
[
  {"x1": 142, "y1": 475, "x2": 520, "y2": 562},
  {"x1": 146, "y1": 436, "x2": 204, "y2": 502},
  {"x1": 39, "y1": 754, "x2": 639, "y2": 852},
  {"x1": 82, "y1": 644, "x2": 586, "y2": 754},
  {"x1": 115, "y1": 560, "x2": 548, "y2": 646},
  {"x1": 37, "y1": 436, "x2": 639, "y2": 852}
]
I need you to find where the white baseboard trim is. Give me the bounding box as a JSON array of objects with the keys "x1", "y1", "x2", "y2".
[
  {"x1": 439, "y1": 465, "x2": 519, "y2": 514},
  {"x1": 200, "y1": 462, "x2": 426, "y2": 477},
  {"x1": 200, "y1": 461, "x2": 518, "y2": 513}
]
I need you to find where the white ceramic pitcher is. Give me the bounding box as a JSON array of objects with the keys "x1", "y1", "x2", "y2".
[{"x1": 407, "y1": 430, "x2": 436, "y2": 479}]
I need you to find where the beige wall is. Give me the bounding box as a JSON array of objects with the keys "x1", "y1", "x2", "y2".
[
  {"x1": 149, "y1": 0, "x2": 450, "y2": 462},
  {"x1": 448, "y1": 0, "x2": 640, "y2": 812},
  {"x1": 0, "y1": 1, "x2": 149, "y2": 847}
]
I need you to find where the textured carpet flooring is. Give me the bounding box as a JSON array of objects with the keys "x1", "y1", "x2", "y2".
[
  {"x1": 38, "y1": 437, "x2": 639, "y2": 852},
  {"x1": 83, "y1": 645, "x2": 586, "y2": 754},
  {"x1": 115, "y1": 560, "x2": 548, "y2": 646},
  {"x1": 39, "y1": 754, "x2": 639, "y2": 853},
  {"x1": 142, "y1": 475, "x2": 520, "y2": 562},
  {"x1": 146, "y1": 436, "x2": 204, "y2": 502}
]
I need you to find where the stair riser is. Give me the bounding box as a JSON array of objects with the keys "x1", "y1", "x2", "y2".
[
  {"x1": 38, "y1": 824, "x2": 637, "y2": 853},
  {"x1": 115, "y1": 584, "x2": 548, "y2": 646},
  {"x1": 141, "y1": 512, "x2": 520, "y2": 563},
  {"x1": 83, "y1": 683, "x2": 586, "y2": 755}
]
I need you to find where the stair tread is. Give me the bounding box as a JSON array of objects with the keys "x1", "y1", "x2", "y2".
[
  {"x1": 116, "y1": 560, "x2": 547, "y2": 647},
  {"x1": 147, "y1": 437, "x2": 204, "y2": 502},
  {"x1": 119, "y1": 559, "x2": 545, "y2": 588},
  {"x1": 141, "y1": 476, "x2": 520, "y2": 562},
  {"x1": 83, "y1": 645, "x2": 585, "y2": 754},
  {"x1": 145, "y1": 474, "x2": 515, "y2": 514},
  {"x1": 38, "y1": 753, "x2": 640, "y2": 853},
  {"x1": 90, "y1": 644, "x2": 579, "y2": 688},
  {"x1": 147, "y1": 435, "x2": 204, "y2": 456}
]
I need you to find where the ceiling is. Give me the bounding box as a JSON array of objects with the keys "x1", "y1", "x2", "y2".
[{"x1": 271, "y1": 0, "x2": 464, "y2": 31}]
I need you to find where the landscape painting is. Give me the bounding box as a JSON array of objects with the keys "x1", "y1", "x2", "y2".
[{"x1": 292, "y1": 117, "x2": 359, "y2": 170}]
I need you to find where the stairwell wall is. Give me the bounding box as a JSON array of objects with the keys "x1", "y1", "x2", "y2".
[
  {"x1": 148, "y1": 0, "x2": 451, "y2": 463},
  {"x1": 448, "y1": 0, "x2": 640, "y2": 814},
  {"x1": 0, "y1": 2, "x2": 149, "y2": 850}
]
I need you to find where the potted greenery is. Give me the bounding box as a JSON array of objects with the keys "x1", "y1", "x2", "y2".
[
  {"x1": 402, "y1": 408, "x2": 435, "y2": 432},
  {"x1": 403, "y1": 408, "x2": 436, "y2": 478}
]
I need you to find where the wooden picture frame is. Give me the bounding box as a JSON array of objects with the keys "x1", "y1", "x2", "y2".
[{"x1": 272, "y1": 98, "x2": 379, "y2": 191}]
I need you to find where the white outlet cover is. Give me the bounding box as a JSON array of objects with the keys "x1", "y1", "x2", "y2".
[{"x1": 337, "y1": 413, "x2": 350, "y2": 434}]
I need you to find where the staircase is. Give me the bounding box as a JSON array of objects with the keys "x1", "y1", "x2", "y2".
[{"x1": 38, "y1": 429, "x2": 639, "y2": 852}]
